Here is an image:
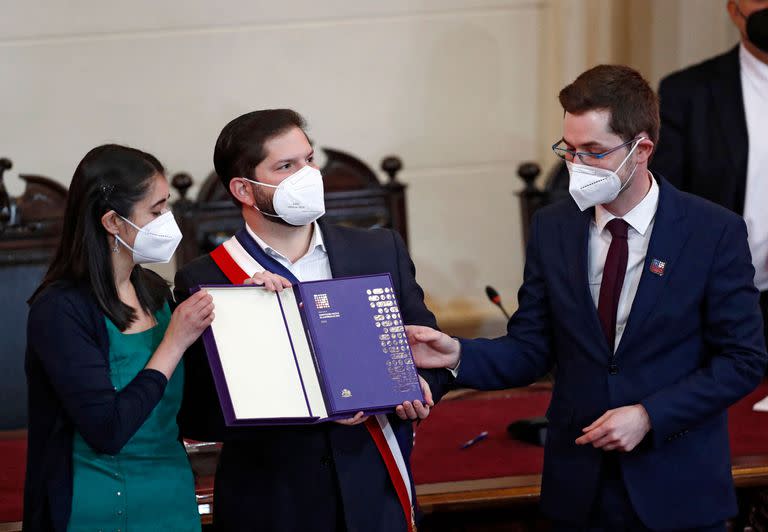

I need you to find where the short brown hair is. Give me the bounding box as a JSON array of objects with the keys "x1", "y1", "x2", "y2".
[
  {"x1": 214, "y1": 109, "x2": 307, "y2": 195},
  {"x1": 558, "y1": 65, "x2": 659, "y2": 146}
]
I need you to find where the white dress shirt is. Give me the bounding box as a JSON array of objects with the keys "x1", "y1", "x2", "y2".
[
  {"x1": 245, "y1": 221, "x2": 332, "y2": 282},
  {"x1": 453, "y1": 175, "x2": 660, "y2": 374},
  {"x1": 740, "y1": 43, "x2": 768, "y2": 292},
  {"x1": 589, "y1": 174, "x2": 660, "y2": 352}
]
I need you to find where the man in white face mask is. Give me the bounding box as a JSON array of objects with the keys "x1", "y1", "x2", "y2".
[
  {"x1": 562, "y1": 133, "x2": 645, "y2": 213},
  {"x1": 406, "y1": 65, "x2": 766, "y2": 531},
  {"x1": 173, "y1": 109, "x2": 452, "y2": 532}
]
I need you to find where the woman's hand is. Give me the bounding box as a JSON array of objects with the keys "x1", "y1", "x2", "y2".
[
  {"x1": 147, "y1": 290, "x2": 214, "y2": 379},
  {"x1": 166, "y1": 289, "x2": 215, "y2": 351}
]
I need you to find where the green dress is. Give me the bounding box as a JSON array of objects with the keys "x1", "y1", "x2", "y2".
[{"x1": 68, "y1": 303, "x2": 200, "y2": 532}]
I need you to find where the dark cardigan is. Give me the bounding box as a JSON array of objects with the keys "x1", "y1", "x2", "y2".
[{"x1": 23, "y1": 279, "x2": 169, "y2": 531}]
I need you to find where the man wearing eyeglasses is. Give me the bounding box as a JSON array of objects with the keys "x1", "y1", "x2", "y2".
[{"x1": 408, "y1": 64, "x2": 767, "y2": 530}]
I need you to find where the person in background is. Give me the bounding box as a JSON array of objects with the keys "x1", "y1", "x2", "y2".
[
  {"x1": 24, "y1": 144, "x2": 214, "y2": 531},
  {"x1": 652, "y1": 0, "x2": 768, "y2": 343}
]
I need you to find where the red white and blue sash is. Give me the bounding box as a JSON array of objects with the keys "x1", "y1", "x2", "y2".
[{"x1": 210, "y1": 234, "x2": 416, "y2": 531}]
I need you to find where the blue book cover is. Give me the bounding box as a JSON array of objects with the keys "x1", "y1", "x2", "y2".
[
  {"x1": 199, "y1": 273, "x2": 423, "y2": 425},
  {"x1": 295, "y1": 274, "x2": 423, "y2": 416}
]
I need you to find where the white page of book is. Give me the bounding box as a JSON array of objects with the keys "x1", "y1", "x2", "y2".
[
  {"x1": 206, "y1": 287, "x2": 311, "y2": 420},
  {"x1": 278, "y1": 290, "x2": 328, "y2": 419}
]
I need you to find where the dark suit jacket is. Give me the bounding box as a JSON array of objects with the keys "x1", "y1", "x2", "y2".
[
  {"x1": 24, "y1": 280, "x2": 169, "y2": 532},
  {"x1": 652, "y1": 46, "x2": 749, "y2": 215},
  {"x1": 174, "y1": 221, "x2": 452, "y2": 532},
  {"x1": 457, "y1": 178, "x2": 766, "y2": 530}
]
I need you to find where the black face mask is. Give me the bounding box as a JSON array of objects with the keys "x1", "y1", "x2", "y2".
[{"x1": 746, "y1": 7, "x2": 768, "y2": 53}]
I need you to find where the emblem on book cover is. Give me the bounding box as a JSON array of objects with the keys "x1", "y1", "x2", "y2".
[
  {"x1": 341, "y1": 388, "x2": 352, "y2": 398},
  {"x1": 314, "y1": 293, "x2": 330, "y2": 309}
]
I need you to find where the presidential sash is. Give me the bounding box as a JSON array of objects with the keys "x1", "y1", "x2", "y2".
[{"x1": 210, "y1": 233, "x2": 416, "y2": 532}]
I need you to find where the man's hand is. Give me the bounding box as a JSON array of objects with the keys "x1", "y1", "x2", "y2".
[
  {"x1": 406, "y1": 325, "x2": 461, "y2": 369},
  {"x1": 336, "y1": 375, "x2": 435, "y2": 426},
  {"x1": 575, "y1": 404, "x2": 651, "y2": 452},
  {"x1": 243, "y1": 271, "x2": 292, "y2": 292},
  {"x1": 395, "y1": 375, "x2": 434, "y2": 421},
  {"x1": 334, "y1": 411, "x2": 369, "y2": 426}
]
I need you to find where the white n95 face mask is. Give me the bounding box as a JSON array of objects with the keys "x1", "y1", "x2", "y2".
[
  {"x1": 567, "y1": 138, "x2": 644, "y2": 211},
  {"x1": 115, "y1": 211, "x2": 183, "y2": 264},
  {"x1": 245, "y1": 165, "x2": 326, "y2": 226}
]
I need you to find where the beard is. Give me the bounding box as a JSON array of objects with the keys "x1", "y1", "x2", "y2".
[
  {"x1": 619, "y1": 154, "x2": 639, "y2": 188},
  {"x1": 250, "y1": 183, "x2": 295, "y2": 227}
]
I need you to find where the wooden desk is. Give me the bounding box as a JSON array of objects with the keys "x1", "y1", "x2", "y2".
[
  {"x1": 187, "y1": 382, "x2": 768, "y2": 525},
  {"x1": 412, "y1": 384, "x2": 768, "y2": 514},
  {"x1": 2, "y1": 384, "x2": 766, "y2": 530},
  {"x1": 415, "y1": 462, "x2": 768, "y2": 515}
]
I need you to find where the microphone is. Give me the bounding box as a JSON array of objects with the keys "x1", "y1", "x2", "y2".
[
  {"x1": 485, "y1": 285, "x2": 510, "y2": 320},
  {"x1": 484, "y1": 286, "x2": 548, "y2": 447}
]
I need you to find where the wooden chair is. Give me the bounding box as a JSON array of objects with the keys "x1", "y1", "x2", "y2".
[
  {"x1": 0, "y1": 158, "x2": 67, "y2": 430},
  {"x1": 171, "y1": 148, "x2": 407, "y2": 267},
  {"x1": 0, "y1": 158, "x2": 66, "y2": 530},
  {"x1": 516, "y1": 160, "x2": 569, "y2": 247}
]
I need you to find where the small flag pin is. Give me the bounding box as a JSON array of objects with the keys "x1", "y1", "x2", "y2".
[{"x1": 650, "y1": 258, "x2": 666, "y2": 276}]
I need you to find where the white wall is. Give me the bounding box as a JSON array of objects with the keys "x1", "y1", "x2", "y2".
[
  {"x1": 0, "y1": 0, "x2": 740, "y2": 337},
  {"x1": 2, "y1": 0, "x2": 545, "y2": 336},
  {"x1": 645, "y1": 0, "x2": 739, "y2": 88}
]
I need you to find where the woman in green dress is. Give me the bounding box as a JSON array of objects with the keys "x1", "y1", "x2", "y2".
[{"x1": 24, "y1": 145, "x2": 214, "y2": 531}]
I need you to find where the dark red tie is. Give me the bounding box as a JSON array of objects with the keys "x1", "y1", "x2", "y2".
[{"x1": 597, "y1": 219, "x2": 629, "y2": 351}]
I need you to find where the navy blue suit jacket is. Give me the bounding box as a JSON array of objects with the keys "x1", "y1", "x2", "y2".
[
  {"x1": 457, "y1": 178, "x2": 766, "y2": 530},
  {"x1": 174, "y1": 221, "x2": 452, "y2": 532}
]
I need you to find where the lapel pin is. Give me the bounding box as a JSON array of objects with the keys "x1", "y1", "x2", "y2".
[{"x1": 650, "y1": 258, "x2": 666, "y2": 276}]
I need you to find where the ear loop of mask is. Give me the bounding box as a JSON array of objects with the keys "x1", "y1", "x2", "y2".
[
  {"x1": 117, "y1": 213, "x2": 173, "y2": 238},
  {"x1": 241, "y1": 178, "x2": 283, "y2": 219},
  {"x1": 113, "y1": 213, "x2": 171, "y2": 261},
  {"x1": 111, "y1": 213, "x2": 136, "y2": 257},
  {"x1": 614, "y1": 137, "x2": 645, "y2": 196}
]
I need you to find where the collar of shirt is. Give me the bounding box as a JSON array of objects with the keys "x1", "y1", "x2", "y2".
[
  {"x1": 594, "y1": 172, "x2": 660, "y2": 237},
  {"x1": 244, "y1": 221, "x2": 327, "y2": 264},
  {"x1": 740, "y1": 42, "x2": 768, "y2": 87}
]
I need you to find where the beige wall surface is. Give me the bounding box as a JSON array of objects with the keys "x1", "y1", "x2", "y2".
[{"x1": 0, "y1": 0, "x2": 740, "y2": 337}]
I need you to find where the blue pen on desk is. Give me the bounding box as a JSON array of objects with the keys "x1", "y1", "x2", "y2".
[{"x1": 460, "y1": 431, "x2": 488, "y2": 449}]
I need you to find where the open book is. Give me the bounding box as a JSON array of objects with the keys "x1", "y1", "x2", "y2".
[{"x1": 198, "y1": 274, "x2": 423, "y2": 425}]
